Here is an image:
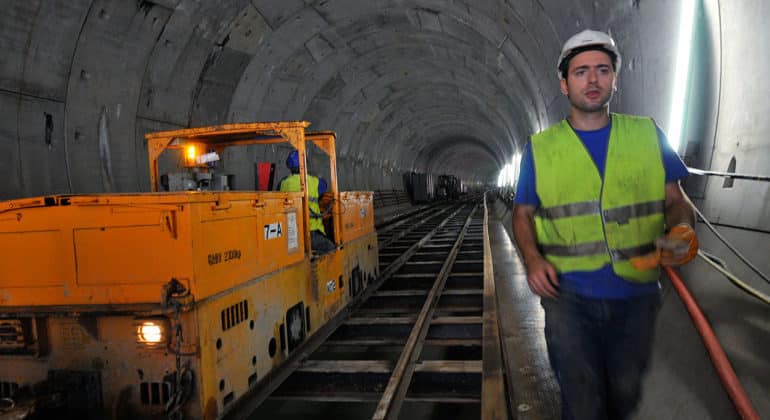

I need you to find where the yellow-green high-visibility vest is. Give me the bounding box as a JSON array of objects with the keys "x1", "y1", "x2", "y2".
[
  {"x1": 531, "y1": 113, "x2": 665, "y2": 282},
  {"x1": 280, "y1": 174, "x2": 326, "y2": 234}
]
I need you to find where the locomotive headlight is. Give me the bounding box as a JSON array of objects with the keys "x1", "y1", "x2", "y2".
[{"x1": 135, "y1": 319, "x2": 169, "y2": 346}]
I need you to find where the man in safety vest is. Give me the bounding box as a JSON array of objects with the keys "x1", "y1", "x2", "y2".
[
  {"x1": 279, "y1": 150, "x2": 336, "y2": 253},
  {"x1": 512, "y1": 29, "x2": 699, "y2": 419}
]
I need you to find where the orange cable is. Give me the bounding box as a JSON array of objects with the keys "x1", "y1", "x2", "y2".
[{"x1": 663, "y1": 266, "x2": 760, "y2": 420}]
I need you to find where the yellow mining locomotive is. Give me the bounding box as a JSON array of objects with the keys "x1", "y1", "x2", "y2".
[{"x1": 0, "y1": 122, "x2": 378, "y2": 419}]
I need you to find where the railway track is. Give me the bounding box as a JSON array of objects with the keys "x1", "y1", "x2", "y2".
[{"x1": 230, "y1": 197, "x2": 509, "y2": 420}]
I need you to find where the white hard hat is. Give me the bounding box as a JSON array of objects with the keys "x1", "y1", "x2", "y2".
[{"x1": 557, "y1": 29, "x2": 621, "y2": 79}]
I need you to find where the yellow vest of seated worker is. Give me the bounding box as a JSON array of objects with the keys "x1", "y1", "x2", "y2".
[{"x1": 280, "y1": 174, "x2": 326, "y2": 234}]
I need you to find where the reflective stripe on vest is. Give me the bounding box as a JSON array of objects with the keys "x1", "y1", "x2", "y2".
[
  {"x1": 540, "y1": 241, "x2": 656, "y2": 260},
  {"x1": 539, "y1": 200, "x2": 664, "y2": 224},
  {"x1": 531, "y1": 114, "x2": 665, "y2": 282},
  {"x1": 280, "y1": 174, "x2": 326, "y2": 234}
]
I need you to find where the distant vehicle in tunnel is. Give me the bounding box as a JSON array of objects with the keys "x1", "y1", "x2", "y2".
[
  {"x1": 436, "y1": 175, "x2": 461, "y2": 201},
  {"x1": 406, "y1": 171, "x2": 434, "y2": 203},
  {"x1": 0, "y1": 122, "x2": 379, "y2": 419}
]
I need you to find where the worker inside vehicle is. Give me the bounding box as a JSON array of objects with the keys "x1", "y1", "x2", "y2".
[
  {"x1": 279, "y1": 150, "x2": 336, "y2": 254},
  {"x1": 318, "y1": 177, "x2": 335, "y2": 243}
]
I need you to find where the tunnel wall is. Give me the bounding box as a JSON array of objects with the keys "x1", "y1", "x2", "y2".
[
  {"x1": 696, "y1": 0, "x2": 770, "y2": 233},
  {"x1": 678, "y1": 0, "x2": 770, "y2": 300}
]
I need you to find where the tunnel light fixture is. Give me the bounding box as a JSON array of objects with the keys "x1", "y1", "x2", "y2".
[
  {"x1": 668, "y1": 0, "x2": 696, "y2": 154},
  {"x1": 496, "y1": 155, "x2": 520, "y2": 188},
  {"x1": 496, "y1": 164, "x2": 512, "y2": 187},
  {"x1": 512, "y1": 152, "x2": 521, "y2": 181}
]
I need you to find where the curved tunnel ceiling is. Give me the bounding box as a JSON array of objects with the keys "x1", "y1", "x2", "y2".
[
  {"x1": 2, "y1": 0, "x2": 673, "y2": 196},
  {"x1": 225, "y1": 1, "x2": 557, "y2": 185}
]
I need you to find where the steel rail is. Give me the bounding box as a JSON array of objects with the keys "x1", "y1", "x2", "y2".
[
  {"x1": 226, "y1": 204, "x2": 467, "y2": 419},
  {"x1": 372, "y1": 204, "x2": 479, "y2": 420},
  {"x1": 234, "y1": 200, "x2": 510, "y2": 419},
  {"x1": 369, "y1": 205, "x2": 468, "y2": 299},
  {"x1": 378, "y1": 204, "x2": 459, "y2": 250},
  {"x1": 481, "y1": 194, "x2": 511, "y2": 420}
]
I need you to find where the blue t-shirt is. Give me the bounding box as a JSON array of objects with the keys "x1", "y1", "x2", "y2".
[
  {"x1": 319, "y1": 177, "x2": 328, "y2": 195},
  {"x1": 514, "y1": 119, "x2": 689, "y2": 299}
]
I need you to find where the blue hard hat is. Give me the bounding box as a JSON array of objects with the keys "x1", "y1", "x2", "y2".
[{"x1": 286, "y1": 150, "x2": 299, "y2": 170}]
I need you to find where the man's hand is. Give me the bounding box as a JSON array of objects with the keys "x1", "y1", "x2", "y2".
[
  {"x1": 526, "y1": 255, "x2": 560, "y2": 298},
  {"x1": 630, "y1": 223, "x2": 699, "y2": 270},
  {"x1": 658, "y1": 223, "x2": 699, "y2": 266},
  {"x1": 512, "y1": 203, "x2": 560, "y2": 298}
]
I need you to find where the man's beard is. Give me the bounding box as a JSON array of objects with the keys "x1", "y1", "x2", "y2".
[{"x1": 568, "y1": 88, "x2": 614, "y2": 113}]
